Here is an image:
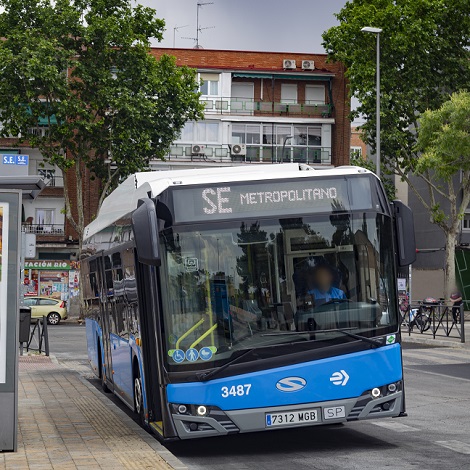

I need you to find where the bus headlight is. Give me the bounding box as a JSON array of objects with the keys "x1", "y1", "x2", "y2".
[
  {"x1": 178, "y1": 404, "x2": 188, "y2": 414},
  {"x1": 197, "y1": 405, "x2": 207, "y2": 416}
]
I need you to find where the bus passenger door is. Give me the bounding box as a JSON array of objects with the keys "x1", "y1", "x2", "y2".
[
  {"x1": 98, "y1": 254, "x2": 114, "y2": 391},
  {"x1": 135, "y1": 261, "x2": 178, "y2": 439}
]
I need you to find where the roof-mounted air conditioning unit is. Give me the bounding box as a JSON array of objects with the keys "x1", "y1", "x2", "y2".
[
  {"x1": 283, "y1": 59, "x2": 296, "y2": 70},
  {"x1": 302, "y1": 60, "x2": 315, "y2": 71},
  {"x1": 231, "y1": 144, "x2": 247, "y2": 156}
]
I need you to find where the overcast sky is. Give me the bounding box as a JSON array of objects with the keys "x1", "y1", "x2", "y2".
[{"x1": 141, "y1": 0, "x2": 348, "y2": 52}]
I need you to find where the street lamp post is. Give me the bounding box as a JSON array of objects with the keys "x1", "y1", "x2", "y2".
[{"x1": 361, "y1": 26, "x2": 382, "y2": 177}]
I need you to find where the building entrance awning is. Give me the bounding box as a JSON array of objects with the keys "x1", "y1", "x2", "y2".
[
  {"x1": 232, "y1": 72, "x2": 334, "y2": 81},
  {"x1": 0, "y1": 176, "x2": 45, "y2": 199}
]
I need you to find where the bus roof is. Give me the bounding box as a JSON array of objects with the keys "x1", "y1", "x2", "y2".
[{"x1": 84, "y1": 164, "x2": 374, "y2": 240}]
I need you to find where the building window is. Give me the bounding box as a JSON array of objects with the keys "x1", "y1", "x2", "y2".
[
  {"x1": 232, "y1": 124, "x2": 246, "y2": 144},
  {"x1": 38, "y1": 168, "x2": 56, "y2": 186},
  {"x1": 350, "y1": 146, "x2": 363, "y2": 157},
  {"x1": 232, "y1": 123, "x2": 324, "y2": 163},
  {"x1": 178, "y1": 122, "x2": 194, "y2": 142},
  {"x1": 281, "y1": 84, "x2": 298, "y2": 104},
  {"x1": 246, "y1": 125, "x2": 261, "y2": 144},
  {"x1": 35, "y1": 208, "x2": 55, "y2": 228},
  {"x1": 463, "y1": 213, "x2": 470, "y2": 232},
  {"x1": 200, "y1": 73, "x2": 220, "y2": 96},
  {"x1": 195, "y1": 122, "x2": 219, "y2": 143},
  {"x1": 305, "y1": 85, "x2": 325, "y2": 105}
]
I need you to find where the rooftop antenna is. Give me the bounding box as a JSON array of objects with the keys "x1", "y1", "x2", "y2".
[
  {"x1": 195, "y1": 1, "x2": 214, "y2": 48},
  {"x1": 173, "y1": 24, "x2": 189, "y2": 48}
]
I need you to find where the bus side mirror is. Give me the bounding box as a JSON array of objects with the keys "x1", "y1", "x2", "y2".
[
  {"x1": 392, "y1": 200, "x2": 416, "y2": 267},
  {"x1": 132, "y1": 198, "x2": 161, "y2": 266}
]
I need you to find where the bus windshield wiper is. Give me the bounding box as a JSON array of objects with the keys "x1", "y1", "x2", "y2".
[
  {"x1": 196, "y1": 348, "x2": 257, "y2": 382},
  {"x1": 262, "y1": 328, "x2": 382, "y2": 348},
  {"x1": 196, "y1": 337, "x2": 309, "y2": 381}
]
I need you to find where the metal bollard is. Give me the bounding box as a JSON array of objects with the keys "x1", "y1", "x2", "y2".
[
  {"x1": 460, "y1": 303, "x2": 465, "y2": 343},
  {"x1": 43, "y1": 316, "x2": 49, "y2": 356}
]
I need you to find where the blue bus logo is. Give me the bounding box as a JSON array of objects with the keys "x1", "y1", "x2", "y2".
[{"x1": 276, "y1": 377, "x2": 307, "y2": 392}]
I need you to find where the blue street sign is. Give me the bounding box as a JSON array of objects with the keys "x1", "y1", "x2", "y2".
[{"x1": 2, "y1": 155, "x2": 29, "y2": 166}]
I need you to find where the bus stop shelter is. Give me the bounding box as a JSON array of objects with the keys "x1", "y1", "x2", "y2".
[{"x1": 0, "y1": 176, "x2": 44, "y2": 452}]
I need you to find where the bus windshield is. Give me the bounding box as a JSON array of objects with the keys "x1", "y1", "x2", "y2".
[{"x1": 159, "y1": 213, "x2": 397, "y2": 370}]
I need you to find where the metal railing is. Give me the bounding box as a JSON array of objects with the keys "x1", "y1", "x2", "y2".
[
  {"x1": 201, "y1": 97, "x2": 333, "y2": 118},
  {"x1": 39, "y1": 174, "x2": 64, "y2": 188},
  {"x1": 401, "y1": 301, "x2": 465, "y2": 343},
  {"x1": 161, "y1": 143, "x2": 332, "y2": 165},
  {"x1": 27, "y1": 127, "x2": 50, "y2": 137},
  {"x1": 22, "y1": 223, "x2": 65, "y2": 235}
]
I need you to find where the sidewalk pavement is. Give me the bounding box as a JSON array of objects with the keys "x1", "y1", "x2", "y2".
[{"x1": 0, "y1": 355, "x2": 188, "y2": 470}]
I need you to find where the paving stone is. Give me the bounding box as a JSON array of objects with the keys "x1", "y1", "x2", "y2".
[{"x1": 0, "y1": 356, "x2": 186, "y2": 470}]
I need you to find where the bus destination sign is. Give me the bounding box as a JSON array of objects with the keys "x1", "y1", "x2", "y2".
[{"x1": 172, "y1": 178, "x2": 358, "y2": 223}]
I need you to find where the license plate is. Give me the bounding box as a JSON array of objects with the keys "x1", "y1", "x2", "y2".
[{"x1": 266, "y1": 408, "x2": 319, "y2": 427}]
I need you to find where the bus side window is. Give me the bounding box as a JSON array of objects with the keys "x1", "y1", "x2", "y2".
[{"x1": 124, "y1": 263, "x2": 139, "y2": 337}]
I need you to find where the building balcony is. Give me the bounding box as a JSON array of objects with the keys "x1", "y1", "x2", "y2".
[
  {"x1": 201, "y1": 98, "x2": 333, "y2": 118},
  {"x1": 22, "y1": 221, "x2": 65, "y2": 242},
  {"x1": 162, "y1": 144, "x2": 331, "y2": 165}
]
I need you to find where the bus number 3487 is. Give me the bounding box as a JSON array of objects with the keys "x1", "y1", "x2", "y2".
[{"x1": 221, "y1": 384, "x2": 252, "y2": 398}]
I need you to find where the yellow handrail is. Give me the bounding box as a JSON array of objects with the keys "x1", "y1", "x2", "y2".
[
  {"x1": 176, "y1": 317, "x2": 206, "y2": 350},
  {"x1": 190, "y1": 323, "x2": 218, "y2": 349}
]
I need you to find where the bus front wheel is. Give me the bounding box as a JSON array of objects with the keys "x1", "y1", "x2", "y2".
[{"x1": 134, "y1": 367, "x2": 144, "y2": 424}]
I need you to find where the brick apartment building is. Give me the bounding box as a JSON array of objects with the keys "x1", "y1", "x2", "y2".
[
  {"x1": 149, "y1": 48, "x2": 350, "y2": 168},
  {"x1": 350, "y1": 126, "x2": 367, "y2": 157},
  {"x1": 0, "y1": 47, "x2": 350, "y2": 302}
]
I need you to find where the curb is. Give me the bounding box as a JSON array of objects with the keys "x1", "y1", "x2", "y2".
[
  {"x1": 402, "y1": 334, "x2": 466, "y2": 349},
  {"x1": 49, "y1": 354, "x2": 189, "y2": 470}
]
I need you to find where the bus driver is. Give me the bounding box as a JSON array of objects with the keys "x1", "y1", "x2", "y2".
[{"x1": 307, "y1": 264, "x2": 346, "y2": 307}]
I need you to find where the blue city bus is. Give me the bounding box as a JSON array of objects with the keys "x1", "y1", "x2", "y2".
[{"x1": 82, "y1": 164, "x2": 415, "y2": 440}]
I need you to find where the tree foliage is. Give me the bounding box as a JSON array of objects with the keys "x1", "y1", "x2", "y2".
[
  {"x1": 416, "y1": 91, "x2": 470, "y2": 231},
  {"x1": 322, "y1": 0, "x2": 470, "y2": 173},
  {"x1": 0, "y1": 0, "x2": 204, "y2": 238},
  {"x1": 323, "y1": 0, "x2": 470, "y2": 294}
]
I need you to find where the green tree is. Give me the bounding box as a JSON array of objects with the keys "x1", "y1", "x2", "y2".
[
  {"x1": 323, "y1": 0, "x2": 470, "y2": 295},
  {"x1": 416, "y1": 91, "x2": 470, "y2": 294},
  {"x1": 0, "y1": 0, "x2": 204, "y2": 244}
]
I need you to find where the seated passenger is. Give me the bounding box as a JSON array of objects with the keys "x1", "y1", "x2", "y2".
[{"x1": 308, "y1": 265, "x2": 346, "y2": 307}]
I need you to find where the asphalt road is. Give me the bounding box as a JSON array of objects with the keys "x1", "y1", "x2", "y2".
[{"x1": 48, "y1": 325, "x2": 470, "y2": 470}]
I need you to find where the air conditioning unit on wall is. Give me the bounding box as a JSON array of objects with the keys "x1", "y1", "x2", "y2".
[
  {"x1": 283, "y1": 59, "x2": 296, "y2": 70},
  {"x1": 231, "y1": 144, "x2": 247, "y2": 156},
  {"x1": 191, "y1": 144, "x2": 205, "y2": 154},
  {"x1": 302, "y1": 60, "x2": 315, "y2": 71}
]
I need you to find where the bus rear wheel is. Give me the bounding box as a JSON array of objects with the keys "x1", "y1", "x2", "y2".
[{"x1": 98, "y1": 342, "x2": 111, "y2": 393}]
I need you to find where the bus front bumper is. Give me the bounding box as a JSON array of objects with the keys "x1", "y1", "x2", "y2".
[{"x1": 170, "y1": 388, "x2": 403, "y2": 439}]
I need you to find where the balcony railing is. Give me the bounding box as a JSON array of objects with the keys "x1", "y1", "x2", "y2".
[
  {"x1": 40, "y1": 174, "x2": 64, "y2": 188},
  {"x1": 200, "y1": 98, "x2": 333, "y2": 118},
  {"x1": 162, "y1": 144, "x2": 331, "y2": 165},
  {"x1": 22, "y1": 224, "x2": 65, "y2": 235}
]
